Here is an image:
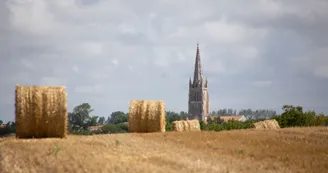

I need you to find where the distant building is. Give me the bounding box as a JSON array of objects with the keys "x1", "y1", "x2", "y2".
[
  {"x1": 88, "y1": 125, "x2": 104, "y2": 131},
  {"x1": 188, "y1": 44, "x2": 209, "y2": 121}
]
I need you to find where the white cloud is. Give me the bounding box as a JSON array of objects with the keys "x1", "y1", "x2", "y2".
[
  {"x1": 39, "y1": 77, "x2": 68, "y2": 86},
  {"x1": 204, "y1": 59, "x2": 226, "y2": 74},
  {"x1": 252, "y1": 0, "x2": 282, "y2": 19},
  {"x1": 290, "y1": 47, "x2": 328, "y2": 78},
  {"x1": 205, "y1": 19, "x2": 247, "y2": 45},
  {"x1": 7, "y1": 0, "x2": 59, "y2": 36},
  {"x1": 236, "y1": 46, "x2": 259, "y2": 60},
  {"x1": 81, "y1": 42, "x2": 104, "y2": 56},
  {"x1": 251, "y1": 80, "x2": 273, "y2": 87},
  {"x1": 72, "y1": 65, "x2": 80, "y2": 74},
  {"x1": 177, "y1": 51, "x2": 187, "y2": 62},
  {"x1": 152, "y1": 47, "x2": 171, "y2": 67},
  {"x1": 118, "y1": 22, "x2": 137, "y2": 35},
  {"x1": 20, "y1": 59, "x2": 35, "y2": 70},
  {"x1": 204, "y1": 18, "x2": 268, "y2": 45},
  {"x1": 111, "y1": 59, "x2": 119, "y2": 66},
  {"x1": 128, "y1": 65, "x2": 134, "y2": 71},
  {"x1": 74, "y1": 84, "x2": 105, "y2": 94},
  {"x1": 314, "y1": 66, "x2": 328, "y2": 78}
]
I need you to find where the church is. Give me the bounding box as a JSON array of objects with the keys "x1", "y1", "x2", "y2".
[{"x1": 188, "y1": 44, "x2": 210, "y2": 121}]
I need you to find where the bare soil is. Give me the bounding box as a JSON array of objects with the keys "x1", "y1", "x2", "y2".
[{"x1": 1, "y1": 127, "x2": 327, "y2": 173}]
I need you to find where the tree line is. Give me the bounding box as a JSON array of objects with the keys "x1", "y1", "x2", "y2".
[
  {"x1": 203, "y1": 105, "x2": 328, "y2": 131},
  {"x1": 210, "y1": 109, "x2": 277, "y2": 120},
  {"x1": 1, "y1": 103, "x2": 327, "y2": 136}
]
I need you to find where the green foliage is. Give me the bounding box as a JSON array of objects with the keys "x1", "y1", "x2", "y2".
[
  {"x1": 68, "y1": 103, "x2": 95, "y2": 131},
  {"x1": 101, "y1": 123, "x2": 128, "y2": 134},
  {"x1": 108, "y1": 111, "x2": 128, "y2": 124},
  {"x1": 202, "y1": 117, "x2": 257, "y2": 132},
  {"x1": 88, "y1": 116, "x2": 99, "y2": 126},
  {"x1": 166, "y1": 121, "x2": 172, "y2": 131},
  {"x1": 273, "y1": 105, "x2": 327, "y2": 128},
  {"x1": 166, "y1": 111, "x2": 181, "y2": 123},
  {"x1": 199, "y1": 120, "x2": 206, "y2": 130},
  {"x1": 216, "y1": 109, "x2": 237, "y2": 116},
  {"x1": 211, "y1": 108, "x2": 277, "y2": 119},
  {"x1": 0, "y1": 122, "x2": 16, "y2": 136},
  {"x1": 70, "y1": 123, "x2": 128, "y2": 135},
  {"x1": 179, "y1": 111, "x2": 189, "y2": 120},
  {"x1": 98, "y1": 117, "x2": 105, "y2": 125},
  {"x1": 0, "y1": 120, "x2": 3, "y2": 124},
  {"x1": 212, "y1": 117, "x2": 224, "y2": 124}
]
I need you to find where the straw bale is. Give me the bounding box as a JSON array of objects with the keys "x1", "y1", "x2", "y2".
[
  {"x1": 172, "y1": 120, "x2": 201, "y2": 132},
  {"x1": 15, "y1": 85, "x2": 67, "y2": 138},
  {"x1": 253, "y1": 119, "x2": 280, "y2": 130},
  {"x1": 128, "y1": 100, "x2": 166, "y2": 133}
]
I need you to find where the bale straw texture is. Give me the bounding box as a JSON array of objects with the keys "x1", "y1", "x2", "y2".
[
  {"x1": 15, "y1": 85, "x2": 68, "y2": 138},
  {"x1": 172, "y1": 120, "x2": 201, "y2": 132},
  {"x1": 128, "y1": 100, "x2": 166, "y2": 133},
  {"x1": 253, "y1": 119, "x2": 280, "y2": 130}
]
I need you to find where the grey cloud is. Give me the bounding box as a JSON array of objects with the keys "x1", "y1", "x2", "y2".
[{"x1": 0, "y1": 0, "x2": 328, "y2": 123}]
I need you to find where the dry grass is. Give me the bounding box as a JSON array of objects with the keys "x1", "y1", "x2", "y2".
[
  {"x1": 253, "y1": 119, "x2": 280, "y2": 129},
  {"x1": 1, "y1": 127, "x2": 327, "y2": 173},
  {"x1": 128, "y1": 100, "x2": 166, "y2": 133},
  {"x1": 172, "y1": 119, "x2": 201, "y2": 132},
  {"x1": 15, "y1": 85, "x2": 67, "y2": 138}
]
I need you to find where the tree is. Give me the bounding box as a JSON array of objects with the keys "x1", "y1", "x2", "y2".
[
  {"x1": 0, "y1": 121, "x2": 16, "y2": 136},
  {"x1": 227, "y1": 109, "x2": 233, "y2": 115},
  {"x1": 166, "y1": 111, "x2": 180, "y2": 123},
  {"x1": 68, "y1": 103, "x2": 94, "y2": 131},
  {"x1": 210, "y1": 111, "x2": 217, "y2": 116},
  {"x1": 207, "y1": 116, "x2": 223, "y2": 125},
  {"x1": 105, "y1": 116, "x2": 111, "y2": 124},
  {"x1": 98, "y1": 117, "x2": 105, "y2": 125},
  {"x1": 88, "y1": 116, "x2": 99, "y2": 126},
  {"x1": 108, "y1": 111, "x2": 128, "y2": 124},
  {"x1": 0, "y1": 120, "x2": 3, "y2": 124},
  {"x1": 101, "y1": 123, "x2": 128, "y2": 134},
  {"x1": 179, "y1": 111, "x2": 188, "y2": 120}
]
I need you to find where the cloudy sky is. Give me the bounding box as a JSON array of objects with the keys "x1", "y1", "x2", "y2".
[{"x1": 1, "y1": 0, "x2": 328, "y2": 122}]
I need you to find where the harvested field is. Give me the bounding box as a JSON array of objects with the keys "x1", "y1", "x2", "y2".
[{"x1": 1, "y1": 127, "x2": 327, "y2": 173}]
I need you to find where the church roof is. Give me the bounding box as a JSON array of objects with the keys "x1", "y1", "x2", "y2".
[{"x1": 193, "y1": 43, "x2": 203, "y2": 85}]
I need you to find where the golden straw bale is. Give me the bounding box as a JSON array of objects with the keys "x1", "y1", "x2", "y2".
[
  {"x1": 253, "y1": 119, "x2": 280, "y2": 130},
  {"x1": 128, "y1": 100, "x2": 166, "y2": 133},
  {"x1": 15, "y1": 85, "x2": 67, "y2": 138},
  {"x1": 172, "y1": 120, "x2": 201, "y2": 132}
]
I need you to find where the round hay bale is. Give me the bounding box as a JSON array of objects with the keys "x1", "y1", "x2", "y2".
[
  {"x1": 15, "y1": 85, "x2": 68, "y2": 138},
  {"x1": 128, "y1": 100, "x2": 166, "y2": 133},
  {"x1": 172, "y1": 119, "x2": 201, "y2": 132},
  {"x1": 253, "y1": 119, "x2": 280, "y2": 130}
]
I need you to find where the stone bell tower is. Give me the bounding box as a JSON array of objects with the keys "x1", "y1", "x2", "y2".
[{"x1": 188, "y1": 44, "x2": 209, "y2": 121}]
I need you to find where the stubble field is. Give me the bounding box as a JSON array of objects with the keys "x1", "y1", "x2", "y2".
[{"x1": 0, "y1": 126, "x2": 327, "y2": 173}]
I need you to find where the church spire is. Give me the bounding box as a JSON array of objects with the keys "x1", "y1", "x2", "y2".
[{"x1": 193, "y1": 43, "x2": 203, "y2": 86}]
